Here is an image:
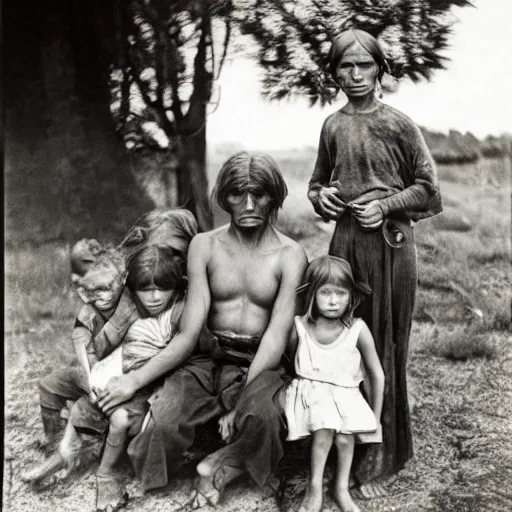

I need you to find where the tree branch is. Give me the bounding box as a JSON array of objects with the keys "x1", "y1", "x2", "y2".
[
  {"x1": 114, "y1": 0, "x2": 131, "y2": 123},
  {"x1": 181, "y1": 10, "x2": 212, "y2": 134},
  {"x1": 136, "y1": 0, "x2": 184, "y2": 129},
  {"x1": 215, "y1": 16, "x2": 231, "y2": 80}
]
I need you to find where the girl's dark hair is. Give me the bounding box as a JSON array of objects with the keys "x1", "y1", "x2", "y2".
[
  {"x1": 328, "y1": 28, "x2": 390, "y2": 81},
  {"x1": 126, "y1": 245, "x2": 186, "y2": 296},
  {"x1": 304, "y1": 255, "x2": 360, "y2": 324},
  {"x1": 212, "y1": 151, "x2": 288, "y2": 222},
  {"x1": 120, "y1": 208, "x2": 198, "y2": 257}
]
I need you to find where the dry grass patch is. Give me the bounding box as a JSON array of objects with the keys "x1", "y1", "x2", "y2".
[
  {"x1": 420, "y1": 326, "x2": 503, "y2": 361},
  {"x1": 430, "y1": 208, "x2": 472, "y2": 232}
]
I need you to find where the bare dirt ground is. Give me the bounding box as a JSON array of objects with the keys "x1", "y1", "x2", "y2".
[
  {"x1": 4, "y1": 253, "x2": 511, "y2": 512},
  {"x1": 4, "y1": 157, "x2": 512, "y2": 511}
]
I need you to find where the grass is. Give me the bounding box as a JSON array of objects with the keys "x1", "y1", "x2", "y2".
[
  {"x1": 5, "y1": 243, "x2": 80, "y2": 332},
  {"x1": 418, "y1": 325, "x2": 504, "y2": 361},
  {"x1": 4, "y1": 153, "x2": 512, "y2": 511}
]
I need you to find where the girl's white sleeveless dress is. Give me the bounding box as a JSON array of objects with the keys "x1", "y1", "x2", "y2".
[{"x1": 284, "y1": 316, "x2": 378, "y2": 442}]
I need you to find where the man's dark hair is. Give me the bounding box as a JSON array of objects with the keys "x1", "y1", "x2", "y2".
[{"x1": 213, "y1": 151, "x2": 288, "y2": 222}]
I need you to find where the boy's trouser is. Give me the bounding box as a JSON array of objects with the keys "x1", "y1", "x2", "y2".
[{"x1": 38, "y1": 366, "x2": 89, "y2": 443}]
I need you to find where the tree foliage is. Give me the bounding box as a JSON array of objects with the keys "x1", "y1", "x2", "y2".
[
  {"x1": 110, "y1": 0, "x2": 473, "y2": 149},
  {"x1": 238, "y1": 0, "x2": 473, "y2": 105},
  {"x1": 104, "y1": 0, "x2": 473, "y2": 230}
]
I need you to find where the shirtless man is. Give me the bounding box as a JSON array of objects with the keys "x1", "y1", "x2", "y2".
[{"x1": 96, "y1": 151, "x2": 307, "y2": 505}]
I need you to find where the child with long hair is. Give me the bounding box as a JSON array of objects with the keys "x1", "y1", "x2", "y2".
[
  {"x1": 282, "y1": 256, "x2": 385, "y2": 512},
  {"x1": 89, "y1": 244, "x2": 188, "y2": 511},
  {"x1": 23, "y1": 240, "x2": 194, "y2": 511},
  {"x1": 33, "y1": 239, "x2": 141, "y2": 454}
]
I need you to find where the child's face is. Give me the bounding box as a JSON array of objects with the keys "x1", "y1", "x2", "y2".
[
  {"x1": 135, "y1": 287, "x2": 174, "y2": 316},
  {"x1": 315, "y1": 283, "x2": 351, "y2": 320},
  {"x1": 77, "y1": 264, "x2": 125, "y2": 312}
]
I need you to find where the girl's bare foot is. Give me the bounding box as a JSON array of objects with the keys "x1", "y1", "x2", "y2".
[
  {"x1": 298, "y1": 485, "x2": 323, "y2": 512},
  {"x1": 333, "y1": 487, "x2": 361, "y2": 512}
]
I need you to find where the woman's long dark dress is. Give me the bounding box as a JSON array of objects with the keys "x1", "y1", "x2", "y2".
[{"x1": 308, "y1": 102, "x2": 442, "y2": 484}]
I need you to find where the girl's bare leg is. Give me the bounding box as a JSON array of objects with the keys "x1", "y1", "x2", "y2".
[
  {"x1": 22, "y1": 420, "x2": 82, "y2": 483},
  {"x1": 299, "y1": 429, "x2": 334, "y2": 512},
  {"x1": 95, "y1": 408, "x2": 129, "y2": 512},
  {"x1": 333, "y1": 434, "x2": 360, "y2": 512}
]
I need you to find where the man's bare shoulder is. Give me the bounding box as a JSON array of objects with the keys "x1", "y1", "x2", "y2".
[
  {"x1": 274, "y1": 229, "x2": 306, "y2": 252},
  {"x1": 188, "y1": 226, "x2": 231, "y2": 258},
  {"x1": 191, "y1": 225, "x2": 229, "y2": 248},
  {"x1": 273, "y1": 228, "x2": 308, "y2": 264},
  {"x1": 208, "y1": 224, "x2": 231, "y2": 239},
  {"x1": 188, "y1": 231, "x2": 213, "y2": 255}
]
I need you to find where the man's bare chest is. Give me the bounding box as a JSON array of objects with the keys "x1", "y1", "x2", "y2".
[{"x1": 208, "y1": 248, "x2": 281, "y2": 304}]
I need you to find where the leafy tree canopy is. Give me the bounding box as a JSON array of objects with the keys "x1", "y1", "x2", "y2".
[{"x1": 109, "y1": 0, "x2": 473, "y2": 152}]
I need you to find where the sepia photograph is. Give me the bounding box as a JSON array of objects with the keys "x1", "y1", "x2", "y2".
[{"x1": 4, "y1": 1, "x2": 511, "y2": 511}]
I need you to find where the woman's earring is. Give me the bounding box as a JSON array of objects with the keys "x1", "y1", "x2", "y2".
[{"x1": 375, "y1": 80, "x2": 383, "y2": 99}]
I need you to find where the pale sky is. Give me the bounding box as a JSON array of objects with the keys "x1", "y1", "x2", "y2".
[{"x1": 207, "y1": 0, "x2": 511, "y2": 150}]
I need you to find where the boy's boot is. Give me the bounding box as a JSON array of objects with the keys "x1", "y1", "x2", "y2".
[{"x1": 39, "y1": 407, "x2": 66, "y2": 451}]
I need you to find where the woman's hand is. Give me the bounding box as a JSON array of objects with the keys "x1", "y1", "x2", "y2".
[
  {"x1": 95, "y1": 374, "x2": 139, "y2": 414},
  {"x1": 317, "y1": 186, "x2": 347, "y2": 221},
  {"x1": 350, "y1": 200, "x2": 384, "y2": 229},
  {"x1": 218, "y1": 410, "x2": 236, "y2": 444}
]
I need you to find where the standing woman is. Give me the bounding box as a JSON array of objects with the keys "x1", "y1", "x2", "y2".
[{"x1": 308, "y1": 28, "x2": 442, "y2": 498}]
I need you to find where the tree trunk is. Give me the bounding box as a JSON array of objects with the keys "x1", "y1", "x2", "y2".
[
  {"x1": 176, "y1": 126, "x2": 213, "y2": 232},
  {"x1": 4, "y1": 0, "x2": 153, "y2": 245}
]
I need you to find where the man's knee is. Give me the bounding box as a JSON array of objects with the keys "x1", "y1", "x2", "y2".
[
  {"x1": 196, "y1": 459, "x2": 213, "y2": 478},
  {"x1": 109, "y1": 408, "x2": 130, "y2": 432}
]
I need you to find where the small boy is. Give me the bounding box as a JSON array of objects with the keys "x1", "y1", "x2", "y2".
[
  {"x1": 24, "y1": 210, "x2": 198, "y2": 511},
  {"x1": 22, "y1": 240, "x2": 141, "y2": 480}
]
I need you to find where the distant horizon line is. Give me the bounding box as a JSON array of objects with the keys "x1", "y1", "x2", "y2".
[{"x1": 209, "y1": 127, "x2": 512, "y2": 153}]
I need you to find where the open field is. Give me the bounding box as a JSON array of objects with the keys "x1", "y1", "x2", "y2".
[{"x1": 4, "y1": 154, "x2": 512, "y2": 511}]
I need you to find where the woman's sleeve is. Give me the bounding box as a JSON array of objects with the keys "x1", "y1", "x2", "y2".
[
  {"x1": 379, "y1": 123, "x2": 442, "y2": 219},
  {"x1": 308, "y1": 120, "x2": 332, "y2": 215}
]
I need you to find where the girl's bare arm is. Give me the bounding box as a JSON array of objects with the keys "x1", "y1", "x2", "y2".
[{"x1": 357, "y1": 321, "x2": 385, "y2": 421}]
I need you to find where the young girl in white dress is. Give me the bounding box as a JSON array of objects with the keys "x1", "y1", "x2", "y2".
[{"x1": 283, "y1": 255, "x2": 385, "y2": 512}]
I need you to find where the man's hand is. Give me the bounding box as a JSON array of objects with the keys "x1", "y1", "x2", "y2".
[
  {"x1": 95, "y1": 374, "x2": 138, "y2": 414},
  {"x1": 317, "y1": 186, "x2": 347, "y2": 221},
  {"x1": 218, "y1": 410, "x2": 236, "y2": 444},
  {"x1": 350, "y1": 200, "x2": 384, "y2": 229}
]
